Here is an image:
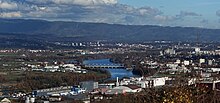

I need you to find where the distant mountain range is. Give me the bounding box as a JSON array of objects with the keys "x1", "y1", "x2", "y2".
[{"x1": 0, "y1": 18, "x2": 220, "y2": 43}]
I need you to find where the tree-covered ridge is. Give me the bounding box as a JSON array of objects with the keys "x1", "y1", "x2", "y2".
[{"x1": 0, "y1": 19, "x2": 220, "y2": 42}]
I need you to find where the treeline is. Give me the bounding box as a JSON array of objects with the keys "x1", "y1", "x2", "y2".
[{"x1": 15, "y1": 72, "x2": 108, "y2": 92}]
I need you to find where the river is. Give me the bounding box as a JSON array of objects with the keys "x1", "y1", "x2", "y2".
[{"x1": 83, "y1": 59, "x2": 138, "y2": 79}]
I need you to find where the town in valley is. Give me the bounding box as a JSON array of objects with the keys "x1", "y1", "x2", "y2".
[{"x1": 0, "y1": 41, "x2": 220, "y2": 103}]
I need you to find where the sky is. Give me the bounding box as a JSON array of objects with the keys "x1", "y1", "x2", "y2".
[{"x1": 0, "y1": 0, "x2": 220, "y2": 29}]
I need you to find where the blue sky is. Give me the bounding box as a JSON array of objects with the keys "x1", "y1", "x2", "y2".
[{"x1": 0, "y1": 0, "x2": 220, "y2": 28}]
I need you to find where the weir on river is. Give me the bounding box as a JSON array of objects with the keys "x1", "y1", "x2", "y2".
[
  {"x1": 83, "y1": 59, "x2": 125, "y2": 69},
  {"x1": 84, "y1": 63, "x2": 124, "y2": 69}
]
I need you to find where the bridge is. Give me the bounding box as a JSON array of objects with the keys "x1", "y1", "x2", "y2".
[{"x1": 84, "y1": 63, "x2": 124, "y2": 68}]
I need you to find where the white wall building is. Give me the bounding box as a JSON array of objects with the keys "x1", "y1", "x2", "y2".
[
  {"x1": 183, "y1": 60, "x2": 190, "y2": 66},
  {"x1": 199, "y1": 59, "x2": 205, "y2": 64},
  {"x1": 144, "y1": 77, "x2": 168, "y2": 88}
]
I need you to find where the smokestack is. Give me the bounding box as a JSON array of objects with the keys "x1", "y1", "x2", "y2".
[{"x1": 116, "y1": 77, "x2": 119, "y2": 86}]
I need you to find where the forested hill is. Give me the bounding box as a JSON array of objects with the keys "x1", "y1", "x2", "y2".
[{"x1": 0, "y1": 18, "x2": 220, "y2": 42}]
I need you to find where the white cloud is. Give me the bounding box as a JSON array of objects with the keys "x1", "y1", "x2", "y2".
[
  {"x1": 138, "y1": 7, "x2": 162, "y2": 16},
  {"x1": 177, "y1": 11, "x2": 202, "y2": 18},
  {"x1": 0, "y1": 0, "x2": 18, "y2": 9},
  {"x1": 154, "y1": 15, "x2": 172, "y2": 21},
  {"x1": 0, "y1": 11, "x2": 22, "y2": 18},
  {"x1": 0, "y1": 0, "x2": 209, "y2": 28},
  {"x1": 25, "y1": 0, "x2": 117, "y2": 5}
]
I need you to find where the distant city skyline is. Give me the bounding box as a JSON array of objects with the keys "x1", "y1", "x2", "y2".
[{"x1": 0, "y1": 0, "x2": 220, "y2": 28}]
